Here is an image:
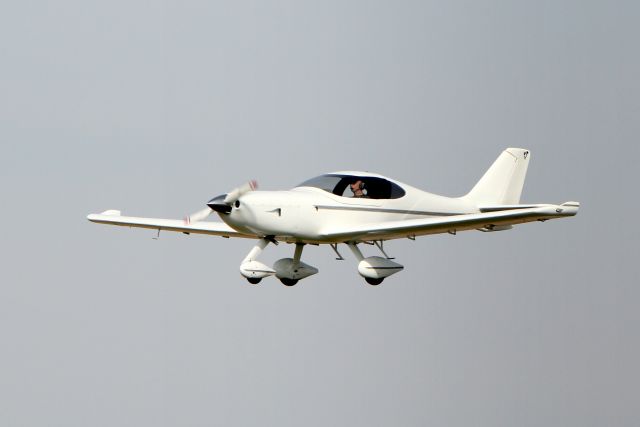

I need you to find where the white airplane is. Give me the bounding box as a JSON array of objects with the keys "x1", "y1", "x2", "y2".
[{"x1": 88, "y1": 148, "x2": 579, "y2": 286}]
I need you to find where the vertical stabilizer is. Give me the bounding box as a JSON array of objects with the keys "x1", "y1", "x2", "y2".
[{"x1": 465, "y1": 148, "x2": 530, "y2": 205}]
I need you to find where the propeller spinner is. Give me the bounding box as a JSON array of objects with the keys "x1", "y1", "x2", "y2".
[{"x1": 185, "y1": 180, "x2": 258, "y2": 223}]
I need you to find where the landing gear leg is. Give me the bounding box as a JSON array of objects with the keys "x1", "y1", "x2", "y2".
[
  {"x1": 240, "y1": 238, "x2": 276, "y2": 284},
  {"x1": 242, "y1": 238, "x2": 269, "y2": 264},
  {"x1": 347, "y1": 242, "x2": 364, "y2": 262}
]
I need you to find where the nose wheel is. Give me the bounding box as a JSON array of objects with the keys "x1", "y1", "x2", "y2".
[{"x1": 247, "y1": 277, "x2": 262, "y2": 285}]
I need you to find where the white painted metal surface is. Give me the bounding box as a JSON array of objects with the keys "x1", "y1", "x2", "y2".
[{"x1": 87, "y1": 148, "x2": 579, "y2": 285}]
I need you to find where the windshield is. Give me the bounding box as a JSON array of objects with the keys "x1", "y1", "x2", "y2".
[{"x1": 297, "y1": 174, "x2": 405, "y2": 199}]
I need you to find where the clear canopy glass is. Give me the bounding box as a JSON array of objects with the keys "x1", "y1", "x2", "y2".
[{"x1": 297, "y1": 174, "x2": 406, "y2": 199}]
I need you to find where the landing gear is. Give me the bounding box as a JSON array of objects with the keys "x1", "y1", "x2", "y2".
[
  {"x1": 239, "y1": 238, "x2": 276, "y2": 284},
  {"x1": 239, "y1": 239, "x2": 318, "y2": 285},
  {"x1": 346, "y1": 242, "x2": 403, "y2": 286},
  {"x1": 273, "y1": 243, "x2": 318, "y2": 286},
  {"x1": 279, "y1": 278, "x2": 299, "y2": 286},
  {"x1": 365, "y1": 277, "x2": 384, "y2": 286}
]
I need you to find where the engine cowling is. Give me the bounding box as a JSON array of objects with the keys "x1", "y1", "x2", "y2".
[
  {"x1": 273, "y1": 258, "x2": 318, "y2": 280},
  {"x1": 357, "y1": 256, "x2": 404, "y2": 280}
]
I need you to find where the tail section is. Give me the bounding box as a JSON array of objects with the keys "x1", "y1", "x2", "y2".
[{"x1": 465, "y1": 148, "x2": 530, "y2": 205}]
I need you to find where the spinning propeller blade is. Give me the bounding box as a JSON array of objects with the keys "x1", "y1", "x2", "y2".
[
  {"x1": 223, "y1": 180, "x2": 258, "y2": 204},
  {"x1": 184, "y1": 207, "x2": 212, "y2": 224}
]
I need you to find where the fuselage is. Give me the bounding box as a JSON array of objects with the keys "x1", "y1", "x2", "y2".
[{"x1": 218, "y1": 172, "x2": 479, "y2": 243}]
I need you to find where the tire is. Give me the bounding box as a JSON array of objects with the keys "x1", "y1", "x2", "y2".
[
  {"x1": 365, "y1": 277, "x2": 384, "y2": 286},
  {"x1": 280, "y1": 278, "x2": 299, "y2": 286},
  {"x1": 247, "y1": 277, "x2": 262, "y2": 284}
]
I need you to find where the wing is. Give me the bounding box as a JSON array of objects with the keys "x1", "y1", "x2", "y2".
[
  {"x1": 320, "y1": 201, "x2": 580, "y2": 242},
  {"x1": 87, "y1": 210, "x2": 256, "y2": 239}
]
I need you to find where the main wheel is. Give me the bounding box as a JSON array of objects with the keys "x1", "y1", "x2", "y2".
[
  {"x1": 365, "y1": 277, "x2": 384, "y2": 286},
  {"x1": 280, "y1": 278, "x2": 299, "y2": 286},
  {"x1": 247, "y1": 277, "x2": 262, "y2": 284}
]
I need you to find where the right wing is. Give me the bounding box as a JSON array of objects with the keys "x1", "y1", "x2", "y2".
[
  {"x1": 320, "y1": 201, "x2": 580, "y2": 242},
  {"x1": 87, "y1": 210, "x2": 256, "y2": 239}
]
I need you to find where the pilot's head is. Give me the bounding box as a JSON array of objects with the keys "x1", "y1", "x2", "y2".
[{"x1": 350, "y1": 180, "x2": 365, "y2": 196}]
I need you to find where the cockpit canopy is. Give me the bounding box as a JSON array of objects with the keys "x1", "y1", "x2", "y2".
[{"x1": 297, "y1": 174, "x2": 406, "y2": 199}]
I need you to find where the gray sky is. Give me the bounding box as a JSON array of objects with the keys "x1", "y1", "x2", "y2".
[{"x1": 1, "y1": 1, "x2": 638, "y2": 426}]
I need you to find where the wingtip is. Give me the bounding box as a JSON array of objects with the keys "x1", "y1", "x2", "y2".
[
  {"x1": 562, "y1": 201, "x2": 580, "y2": 207},
  {"x1": 558, "y1": 201, "x2": 580, "y2": 216},
  {"x1": 87, "y1": 210, "x2": 121, "y2": 222}
]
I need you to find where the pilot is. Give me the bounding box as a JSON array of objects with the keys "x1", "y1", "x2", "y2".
[{"x1": 350, "y1": 180, "x2": 368, "y2": 198}]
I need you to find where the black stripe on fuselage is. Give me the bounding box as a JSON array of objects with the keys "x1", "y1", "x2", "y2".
[{"x1": 314, "y1": 205, "x2": 465, "y2": 217}]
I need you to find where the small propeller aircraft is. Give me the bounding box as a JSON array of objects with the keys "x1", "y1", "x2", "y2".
[{"x1": 88, "y1": 148, "x2": 579, "y2": 286}]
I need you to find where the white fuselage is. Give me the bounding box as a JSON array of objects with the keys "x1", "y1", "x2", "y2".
[
  {"x1": 86, "y1": 149, "x2": 580, "y2": 286},
  {"x1": 220, "y1": 180, "x2": 478, "y2": 243}
]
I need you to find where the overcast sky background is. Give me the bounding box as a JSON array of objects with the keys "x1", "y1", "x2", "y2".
[{"x1": 1, "y1": 1, "x2": 638, "y2": 426}]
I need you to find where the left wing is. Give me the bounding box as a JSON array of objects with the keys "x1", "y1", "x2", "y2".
[
  {"x1": 320, "y1": 201, "x2": 580, "y2": 242},
  {"x1": 87, "y1": 210, "x2": 256, "y2": 239}
]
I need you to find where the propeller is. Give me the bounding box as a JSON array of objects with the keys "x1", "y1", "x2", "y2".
[
  {"x1": 185, "y1": 180, "x2": 258, "y2": 223},
  {"x1": 223, "y1": 180, "x2": 257, "y2": 204},
  {"x1": 184, "y1": 207, "x2": 212, "y2": 224}
]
